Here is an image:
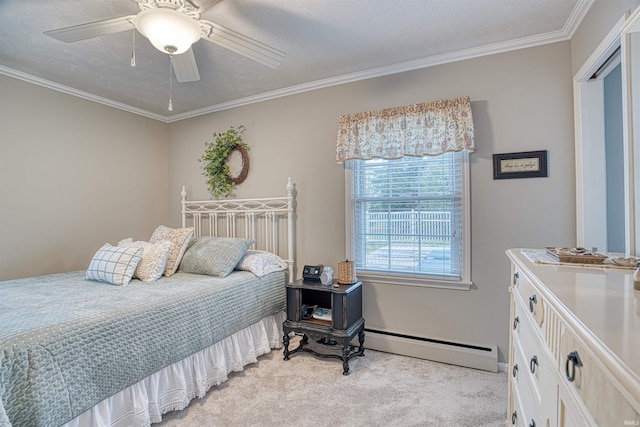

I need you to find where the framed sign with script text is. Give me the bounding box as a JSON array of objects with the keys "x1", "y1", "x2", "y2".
[{"x1": 493, "y1": 150, "x2": 548, "y2": 179}]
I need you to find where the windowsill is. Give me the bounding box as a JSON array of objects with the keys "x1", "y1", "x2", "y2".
[{"x1": 357, "y1": 271, "x2": 472, "y2": 291}]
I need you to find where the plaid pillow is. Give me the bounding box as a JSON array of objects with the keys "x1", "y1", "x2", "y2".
[{"x1": 86, "y1": 244, "x2": 143, "y2": 286}]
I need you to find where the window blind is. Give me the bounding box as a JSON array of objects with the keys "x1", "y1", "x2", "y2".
[{"x1": 350, "y1": 152, "x2": 464, "y2": 279}]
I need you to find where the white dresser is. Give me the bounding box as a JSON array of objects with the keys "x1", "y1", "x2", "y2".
[{"x1": 506, "y1": 249, "x2": 640, "y2": 427}]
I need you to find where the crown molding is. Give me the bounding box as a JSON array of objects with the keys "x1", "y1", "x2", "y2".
[
  {"x1": 2, "y1": 0, "x2": 594, "y2": 124},
  {"x1": 168, "y1": 0, "x2": 594, "y2": 122},
  {"x1": 564, "y1": 0, "x2": 596, "y2": 38},
  {"x1": 621, "y1": 4, "x2": 640, "y2": 33},
  {"x1": 169, "y1": 29, "x2": 573, "y2": 122},
  {"x1": 0, "y1": 65, "x2": 169, "y2": 123}
]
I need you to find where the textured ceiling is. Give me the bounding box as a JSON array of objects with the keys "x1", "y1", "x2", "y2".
[{"x1": 0, "y1": 0, "x2": 591, "y2": 121}]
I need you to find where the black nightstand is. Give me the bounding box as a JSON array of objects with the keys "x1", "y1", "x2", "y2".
[{"x1": 282, "y1": 278, "x2": 365, "y2": 375}]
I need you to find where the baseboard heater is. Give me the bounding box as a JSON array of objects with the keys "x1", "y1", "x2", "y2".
[{"x1": 364, "y1": 328, "x2": 498, "y2": 372}]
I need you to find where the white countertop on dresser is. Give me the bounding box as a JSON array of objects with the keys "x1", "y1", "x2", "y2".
[{"x1": 507, "y1": 248, "x2": 640, "y2": 383}]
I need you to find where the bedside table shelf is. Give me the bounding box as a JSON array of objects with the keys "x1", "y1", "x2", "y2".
[{"x1": 283, "y1": 279, "x2": 365, "y2": 375}]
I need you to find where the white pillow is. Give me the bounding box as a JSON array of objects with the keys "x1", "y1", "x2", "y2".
[
  {"x1": 235, "y1": 250, "x2": 288, "y2": 277},
  {"x1": 117, "y1": 239, "x2": 173, "y2": 282},
  {"x1": 86, "y1": 244, "x2": 143, "y2": 286},
  {"x1": 149, "y1": 225, "x2": 194, "y2": 276}
]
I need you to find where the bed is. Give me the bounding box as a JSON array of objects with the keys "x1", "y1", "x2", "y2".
[{"x1": 0, "y1": 179, "x2": 296, "y2": 427}]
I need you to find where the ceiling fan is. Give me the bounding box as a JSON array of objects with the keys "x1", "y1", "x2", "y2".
[{"x1": 44, "y1": 0, "x2": 286, "y2": 84}]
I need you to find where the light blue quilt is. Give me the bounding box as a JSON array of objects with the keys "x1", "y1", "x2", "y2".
[{"x1": 0, "y1": 270, "x2": 285, "y2": 427}]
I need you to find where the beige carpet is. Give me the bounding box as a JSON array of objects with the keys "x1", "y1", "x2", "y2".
[{"x1": 157, "y1": 339, "x2": 507, "y2": 427}]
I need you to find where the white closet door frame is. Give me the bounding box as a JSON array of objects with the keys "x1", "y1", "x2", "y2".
[
  {"x1": 622, "y1": 6, "x2": 640, "y2": 254},
  {"x1": 574, "y1": 11, "x2": 638, "y2": 255}
]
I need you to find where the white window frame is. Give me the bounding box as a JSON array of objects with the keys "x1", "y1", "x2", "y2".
[{"x1": 344, "y1": 152, "x2": 472, "y2": 291}]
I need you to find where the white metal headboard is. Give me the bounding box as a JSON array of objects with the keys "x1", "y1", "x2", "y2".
[{"x1": 181, "y1": 178, "x2": 295, "y2": 280}]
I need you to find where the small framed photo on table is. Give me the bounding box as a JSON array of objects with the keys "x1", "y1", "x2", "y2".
[{"x1": 493, "y1": 150, "x2": 548, "y2": 179}]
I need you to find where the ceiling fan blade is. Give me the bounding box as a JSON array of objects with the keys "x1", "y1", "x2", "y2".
[
  {"x1": 201, "y1": 20, "x2": 285, "y2": 68},
  {"x1": 45, "y1": 15, "x2": 136, "y2": 43},
  {"x1": 172, "y1": 48, "x2": 201, "y2": 82}
]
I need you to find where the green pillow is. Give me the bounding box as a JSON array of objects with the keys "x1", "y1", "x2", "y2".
[{"x1": 178, "y1": 236, "x2": 254, "y2": 277}]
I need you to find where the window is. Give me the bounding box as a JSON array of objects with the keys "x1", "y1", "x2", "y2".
[
  {"x1": 337, "y1": 96, "x2": 474, "y2": 289},
  {"x1": 346, "y1": 152, "x2": 471, "y2": 288}
]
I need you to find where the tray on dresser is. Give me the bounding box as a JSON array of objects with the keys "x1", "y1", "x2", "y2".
[{"x1": 544, "y1": 247, "x2": 608, "y2": 264}]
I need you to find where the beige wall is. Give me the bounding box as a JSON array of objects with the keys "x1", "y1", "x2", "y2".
[
  {"x1": 0, "y1": 75, "x2": 170, "y2": 280},
  {"x1": 168, "y1": 42, "x2": 576, "y2": 362}
]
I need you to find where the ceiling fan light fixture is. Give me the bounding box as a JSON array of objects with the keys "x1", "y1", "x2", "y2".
[{"x1": 135, "y1": 8, "x2": 201, "y2": 55}]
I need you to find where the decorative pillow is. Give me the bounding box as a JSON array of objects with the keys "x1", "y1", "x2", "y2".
[
  {"x1": 235, "y1": 250, "x2": 288, "y2": 277},
  {"x1": 179, "y1": 236, "x2": 254, "y2": 277},
  {"x1": 117, "y1": 239, "x2": 173, "y2": 282},
  {"x1": 149, "y1": 225, "x2": 194, "y2": 276},
  {"x1": 86, "y1": 244, "x2": 143, "y2": 286}
]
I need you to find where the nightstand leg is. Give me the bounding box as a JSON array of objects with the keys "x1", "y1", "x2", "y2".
[
  {"x1": 342, "y1": 345, "x2": 351, "y2": 375},
  {"x1": 283, "y1": 333, "x2": 290, "y2": 360},
  {"x1": 358, "y1": 328, "x2": 365, "y2": 356}
]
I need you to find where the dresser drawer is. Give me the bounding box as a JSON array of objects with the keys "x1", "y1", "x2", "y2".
[
  {"x1": 513, "y1": 293, "x2": 555, "y2": 388},
  {"x1": 512, "y1": 297, "x2": 543, "y2": 405},
  {"x1": 558, "y1": 376, "x2": 595, "y2": 427},
  {"x1": 560, "y1": 324, "x2": 640, "y2": 426},
  {"x1": 513, "y1": 267, "x2": 544, "y2": 330},
  {"x1": 507, "y1": 390, "x2": 527, "y2": 427},
  {"x1": 508, "y1": 388, "x2": 516, "y2": 426},
  {"x1": 511, "y1": 377, "x2": 543, "y2": 427},
  {"x1": 512, "y1": 335, "x2": 540, "y2": 411},
  {"x1": 513, "y1": 332, "x2": 558, "y2": 425},
  {"x1": 509, "y1": 384, "x2": 524, "y2": 427}
]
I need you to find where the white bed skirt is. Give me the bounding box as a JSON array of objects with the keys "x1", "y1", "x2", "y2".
[{"x1": 64, "y1": 311, "x2": 286, "y2": 427}]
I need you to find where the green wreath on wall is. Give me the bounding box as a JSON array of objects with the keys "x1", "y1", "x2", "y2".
[{"x1": 199, "y1": 125, "x2": 250, "y2": 199}]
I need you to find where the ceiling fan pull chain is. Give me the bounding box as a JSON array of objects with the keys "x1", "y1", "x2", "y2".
[
  {"x1": 168, "y1": 55, "x2": 174, "y2": 111},
  {"x1": 131, "y1": 27, "x2": 136, "y2": 67}
]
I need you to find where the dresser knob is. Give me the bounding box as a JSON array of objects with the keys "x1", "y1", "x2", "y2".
[
  {"x1": 512, "y1": 363, "x2": 519, "y2": 378},
  {"x1": 513, "y1": 316, "x2": 520, "y2": 330},
  {"x1": 530, "y1": 355, "x2": 538, "y2": 374},
  {"x1": 513, "y1": 272, "x2": 519, "y2": 286},
  {"x1": 511, "y1": 411, "x2": 517, "y2": 425},
  {"x1": 565, "y1": 351, "x2": 582, "y2": 382},
  {"x1": 529, "y1": 294, "x2": 537, "y2": 312}
]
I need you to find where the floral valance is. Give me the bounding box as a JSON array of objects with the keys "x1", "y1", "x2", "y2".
[{"x1": 336, "y1": 96, "x2": 475, "y2": 162}]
